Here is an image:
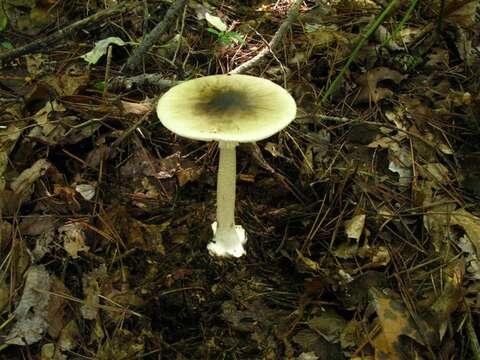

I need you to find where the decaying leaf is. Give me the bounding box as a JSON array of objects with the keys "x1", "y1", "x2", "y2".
[
  {"x1": 155, "y1": 152, "x2": 182, "y2": 179},
  {"x1": 296, "y1": 249, "x2": 321, "y2": 272},
  {"x1": 39, "y1": 63, "x2": 90, "y2": 97},
  {"x1": 57, "y1": 319, "x2": 80, "y2": 352},
  {"x1": 356, "y1": 67, "x2": 407, "y2": 103},
  {"x1": 344, "y1": 214, "x2": 366, "y2": 241},
  {"x1": 81, "y1": 266, "x2": 105, "y2": 320},
  {"x1": 459, "y1": 235, "x2": 480, "y2": 279},
  {"x1": 426, "y1": 48, "x2": 449, "y2": 69},
  {"x1": 127, "y1": 218, "x2": 167, "y2": 255},
  {"x1": 6, "y1": 265, "x2": 52, "y2": 345},
  {"x1": 369, "y1": 288, "x2": 435, "y2": 359},
  {"x1": 58, "y1": 223, "x2": 90, "y2": 259},
  {"x1": 422, "y1": 186, "x2": 456, "y2": 251},
  {"x1": 0, "y1": 279, "x2": 10, "y2": 313},
  {"x1": 419, "y1": 163, "x2": 450, "y2": 186},
  {"x1": 388, "y1": 143, "x2": 412, "y2": 187},
  {"x1": 297, "y1": 352, "x2": 319, "y2": 360},
  {"x1": 10, "y1": 158, "x2": 51, "y2": 196},
  {"x1": 41, "y1": 343, "x2": 66, "y2": 360},
  {"x1": 451, "y1": 208, "x2": 480, "y2": 258},
  {"x1": 429, "y1": 259, "x2": 464, "y2": 340},
  {"x1": 306, "y1": 309, "x2": 347, "y2": 343},
  {"x1": 444, "y1": 0, "x2": 479, "y2": 27},
  {"x1": 27, "y1": 101, "x2": 66, "y2": 144},
  {"x1": 95, "y1": 328, "x2": 145, "y2": 359},
  {"x1": 305, "y1": 25, "x2": 349, "y2": 49},
  {"x1": 47, "y1": 278, "x2": 69, "y2": 339},
  {"x1": 0, "y1": 123, "x2": 22, "y2": 186}
]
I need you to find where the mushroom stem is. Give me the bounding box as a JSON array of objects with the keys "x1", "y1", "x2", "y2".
[
  {"x1": 207, "y1": 140, "x2": 246, "y2": 257},
  {"x1": 216, "y1": 141, "x2": 237, "y2": 230}
]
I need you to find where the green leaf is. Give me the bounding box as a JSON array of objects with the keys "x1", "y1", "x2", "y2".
[
  {"x1": 207, "y1": 28, "x2": 220, "y2": 35},
  {"x1": 227, "y1": 31, "x2": 244, "y2": 44},
  {"x1": 93, "y1": 81, "x2": 105, "y2": 91},
  {"x1": 81, "y1": 36, "x2": 126, "y2": 65},
  {"x1": 0, "y1": 6, "x2": 8, "y2": 32},
  {"x1": 1, "y1": 41, "x2": 13, "y2": 50},
  {"x1": 205, "y1": 12, "x2": 227, "y2": 32}
]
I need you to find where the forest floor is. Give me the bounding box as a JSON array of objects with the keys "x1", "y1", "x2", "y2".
[{"x1": 0, "y1": 0, "x2": 479, "y2": 359}]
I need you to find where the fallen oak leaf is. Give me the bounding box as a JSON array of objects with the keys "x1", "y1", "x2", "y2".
[{"x1": 356, "y1": 67, "x2": 407, "y2": 103}]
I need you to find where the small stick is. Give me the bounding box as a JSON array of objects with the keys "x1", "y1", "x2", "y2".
[
  {"x1": 229, "y1": 0, "x2": 303, "y2": 74},
  {"x1": 125, "y1": 0, "x2": 188, "y2": 71},
  {"x1": 0, "y1": 2, "x2": 134, "y2": 65},
  {"x1": 108, "y1": 73, "x2": 179, "y2": 91},
  {"x1": 102, "y1": 45, "x2": 113, "y2": 98}
]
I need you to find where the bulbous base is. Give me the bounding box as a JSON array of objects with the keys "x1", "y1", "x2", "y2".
[{"x1": 207, "y1": 222, "x2": 247, "y2": 258}]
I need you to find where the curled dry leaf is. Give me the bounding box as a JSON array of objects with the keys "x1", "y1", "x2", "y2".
[
  {"x1": 344, "y1": 214, "x2": 366, "y2": 241},
  {"x1": 356, "y1": 67, "x2": 407, "y2": 103},
  {"x1": 10, "y1": 158, "x2": 51, "y2": 195}
]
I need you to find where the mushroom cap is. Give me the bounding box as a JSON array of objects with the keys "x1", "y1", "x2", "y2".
[{"x1": 156, "y1": 74, "x2": 296, "y2": 142}]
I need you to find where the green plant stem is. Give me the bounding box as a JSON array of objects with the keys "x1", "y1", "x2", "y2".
[
  {"x1": 381, "y1": 0, "x2": 419, "y2": 48},
  {"x1": 321, "y1": 0, "x2": 399, "y2": 104}
]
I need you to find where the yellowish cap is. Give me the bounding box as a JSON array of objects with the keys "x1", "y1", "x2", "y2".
[{"x1": 156, "y1": 74, "x2": 296, "y2": 142}]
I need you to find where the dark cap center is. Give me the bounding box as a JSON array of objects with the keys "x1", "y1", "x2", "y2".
[{"x1": 204, "y1": 90, "x2": 248, "y2": 113}]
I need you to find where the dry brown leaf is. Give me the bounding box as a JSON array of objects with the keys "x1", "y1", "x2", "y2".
[
  {"x1": 47, "y1": 278, "x2": 69, "y2": 339},
  {"x1": 369, "y1": 288, "x2": 434, "y2": 359},
  {"x1": 429, "y1": 259, "x2": 464, "y2": 340},
  {"x1": 356, "y1": 67, "x2": 407, "y2": 103},
  {"x1": 419, "y1": 163, "x2": 450, "y2": 185},
  {"x1": 445, "y1": 0, "x2": 479, "y2": 27},
  {"x1": 451, "y1": 208, "x2": 480, "y2": 257},
  {"x1": 10, "y1": 158, "x2": 51, "y2": 195}
]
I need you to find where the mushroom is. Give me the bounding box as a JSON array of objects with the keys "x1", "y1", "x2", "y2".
[{"x1": 156, "y1": 74, "x2": 296, "y2": 257}]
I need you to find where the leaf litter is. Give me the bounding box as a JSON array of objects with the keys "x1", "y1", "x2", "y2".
[{"x1": 0, "y1": 0, "x2": 479, "y2": 359}]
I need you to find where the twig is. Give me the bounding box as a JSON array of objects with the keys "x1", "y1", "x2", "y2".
[
  {"x1": 102, "y1": 45, "x2": 113, "y2": 98},
  {"x1": 125, "y1": 0, "x2": 188, "y2": 71},
  {"x1": 0, "y1": 2, "x2": 134, "y2": 65},
  {"x1": 108, "y1": 73, "x2": 179, "y2": 91},
  {"x1": 229, "y1": 0, "x2": 303, "y2": 74}
]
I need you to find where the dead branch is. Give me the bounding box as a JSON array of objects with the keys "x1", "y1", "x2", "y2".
[
  {"x1": 0, "y1": 3, "x2": 135, "y2": 65},
  {"x1": 229, "y1": 0, "x2": 303, "y2": 74},
  {"x1": 125, "y1": 0, "x2": 188, "y2": 71},
  {"x1": 108, "y1": 73, "x2": 179, "y2": 91}
]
